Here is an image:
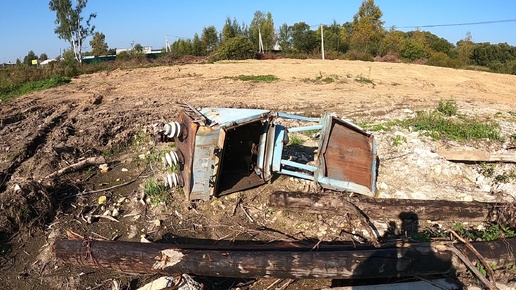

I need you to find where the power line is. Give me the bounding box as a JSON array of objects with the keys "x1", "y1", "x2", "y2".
[
  {"x1": 307, "y1": 18, "x2": 516, "y2": 29},
  {"x1": 397, "y1": 19, "x2": 516, "y2": 29}
]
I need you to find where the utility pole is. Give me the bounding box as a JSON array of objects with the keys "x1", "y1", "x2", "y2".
[
  {"x1": 165, "y1": 35, "x2": 170, "y2": 52},
  {"x1": 258, "y1": 28, "x2": 264, "y2": 53},
  {"x1": 321, "y1": 24, "x2": 325, "y2": 60}
]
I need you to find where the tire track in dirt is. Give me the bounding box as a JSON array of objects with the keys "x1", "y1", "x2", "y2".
[{"x1": 0, "y1": 103, "x2": 71, "y2": 193}]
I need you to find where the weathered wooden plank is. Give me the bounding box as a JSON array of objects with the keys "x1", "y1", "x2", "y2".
[
  {"x1": 268, "y1": 191, "x2": 509, "y2": 222},
  {"x1": 436, "y1": 148, "x2": 516, "y2": 163}
]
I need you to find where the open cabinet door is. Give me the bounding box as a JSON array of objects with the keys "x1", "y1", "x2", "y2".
[{"x1": 316, "y1": 114, "x2": 377, "y2": 196}]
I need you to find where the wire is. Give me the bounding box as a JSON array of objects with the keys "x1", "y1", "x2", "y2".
[
  {"x1": 397, "y1": 19, "x2": 516, "y2": 29},
  {"x1": 307, "y1": 18, "x2": 516, "y2": 29}
]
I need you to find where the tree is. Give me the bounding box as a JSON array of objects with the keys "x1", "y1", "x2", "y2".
[
  {"x1": 278, "y1": 23, "x2": 291, "y2": 52},
  {"x1": 249, "y1": 11, "x2": 275, "y2": 52},
  {"x1": 23, "y1": 50, "x2": 38, "y2": 65},
  {"x1": 215, "y1": 35, "x2": 255, "y2": 60},
  {"x1": 350, "y1": 0, "x2": 385, "y2": 56},
  {"x1": 192, "y1": 33, "x2": 204, "y2": 56},
  {"x1": 456, "y1": 32, "x2": 474, "y2": 65},
  {"x1": 170, "y1": 39, "x2": 193, "y2": 57},
  {"x1": 49, "y1": 0, "x2": 96, "y2": 63},
  {"x1": 290, "y1": 22, "x2": 318, "y2": 53},
  {"x1": 39, "y1": 53, "x2": 49, "y2": 61},
  {"x1": 201, "y1": 26, "x2": 219, "y2": 53},
  {"x1": 400, "y1": 39, "x2": 425, "y2": 61},
  {"x1": 221, "y1": 17, "x2": 245, "y2": 42},
  {"x1": 318, "y1": 21, "x2": 343, "y2": 53},
  {"x1": 133, "y1": 43, "x2": 143, "y2": 53},
  {"x1": 89, "y1": 32, "x2": 108, "y2": 56},
  {"x1": 378, "y1": 27, "x2": 405, "y2": 56}
]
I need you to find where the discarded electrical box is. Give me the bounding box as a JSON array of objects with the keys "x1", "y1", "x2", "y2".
[{"x1": 161, "y1": 104, "x2": 377, "y2": 201}]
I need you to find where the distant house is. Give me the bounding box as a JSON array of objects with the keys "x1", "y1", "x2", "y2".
[
  {"x1": 82, "y1": 55, "x2": 116, "y2": 64},
  {"x1": 40, "y1": 59, "x2": 57, "y2": 66},
  {"x1": 116, "y1": 46, "x2": 163, "y2": 58}
]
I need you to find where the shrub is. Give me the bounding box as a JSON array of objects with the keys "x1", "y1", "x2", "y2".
[
  {"x1": 375, "y1": 52, "x2": 401, "y2": 63},
  {"x1": 400, "y1": 40, "x2": 426, "y2": 61},
  {"x1": 345, "y1": 50, "x2": 374, "y2": 61},
  {"x1": 427, "y1": 51, "x2": 461, "y2": 68},
  {"x1": 437, "y1": 99, "x2": 458, "y2": 116},
  {"x1": 323, "y1": 50, "x2": 346, "y2": 60},
  {"x1": 213, "y1": 36, "x2": 255, "y2": 61},
  {"x1": 404, "y1": 111, "x2": 500, "y2": 141}
]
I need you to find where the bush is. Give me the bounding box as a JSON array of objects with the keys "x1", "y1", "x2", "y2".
[
  {"x1": 427, "y1": 51, "x2": 461, "y2": 68},
  {"x1": 213, "y1": 36, "x2": 255, "y2": 61},
  {"x1": 256, "y1": 52, "x2": 279, "y2": 60},
  {"x1": 323, "y1": 50, "x2": 346, "y2": 60},
  {"x1": 400, "y1": 40, "x2": 426, "y2": 61},
  {"x1": 437, "y1": 99, "x2": 457, "y2": 116},
  {"x1": 375, "y1": 52, "x2": 401, "y2": 63},
  {"x1": 345, "y1": 50, "x2": 374, "y2": 61}
]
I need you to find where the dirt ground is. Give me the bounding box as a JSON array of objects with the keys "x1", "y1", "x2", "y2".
[{"x1": 1, "y1": 59, "x2": 516, "y2": 289}]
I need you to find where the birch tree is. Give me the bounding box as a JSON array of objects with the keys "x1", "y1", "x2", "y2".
[{"x1": 49, "y1": 0, "x2": 96, "y2": 63}]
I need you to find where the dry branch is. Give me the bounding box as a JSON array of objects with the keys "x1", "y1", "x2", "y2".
[
  {"x1": 43, "y1": 156, "x2": 106, "y2": 180},
  {"x1": 449, "y1": 229, "x2": 496, "y2": 284}
]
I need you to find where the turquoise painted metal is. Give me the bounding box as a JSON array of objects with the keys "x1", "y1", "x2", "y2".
[{"x1": 167, "y1": 105, "x2": 377, "y2": 201}]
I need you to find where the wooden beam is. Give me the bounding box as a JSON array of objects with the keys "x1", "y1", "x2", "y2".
[
  {"x1": 53, "y1": 237, "x2": 516, "y2": 279},
  {"x1": 436, "y1": 148, "x2": 516, "y2": 163},
  {"x1": 268, "y1": 191, "x2": 510, "y2": 223}
]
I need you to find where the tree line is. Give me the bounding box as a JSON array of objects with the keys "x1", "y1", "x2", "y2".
[{"x1": 7, "y1": 0, "x2": 516, "y2": 76}]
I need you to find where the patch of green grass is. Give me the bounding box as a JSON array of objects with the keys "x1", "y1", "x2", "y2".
[
  {"x1": 437, "y1": 99, "x2": 458, "y2": 116},
  {"x1": 355, "y1": 75, "x2": 374, "y2": 84},
  {"x1": 289, "y1": 135, "x2": 303, "y2": 146},
  {"x1": 143, "y1": 179, "x2": 170, "y2": 205},
  {"x1": 453, "y1": 223, "x2": 515, "y2": 242},
  {"x1": 510, "y1": 134, "x2": 516, "y2": 142},
  {"x1": 411, "y1": 231, "x2": 432, "y2": 242},
  {"x1": 302, "y1": 72, "x2": 339, "y2": 84},
  {"x1": 392, "y1": 135, "x2": 407, "y2": 146},
  {"x1": 360, "y1": 120, "x2": 399, "y2": 132},
  {"x1": 1, "y1": 76, "x2": 71, "y2": 102},
  {"x1": 301, "y1": 129, "x2": 320, "y2": 137},
  {"x1": 401, "y1": 111, "x2": 501, "y2": 141},
  {"x1": 479, "y1": 163, "x2": 495, "y2": 178},
  {"x1": 493, "y1": 171, "x2": 516, "y2": 184},
  {"x1": 102, "y1": 144, "x2": 127, "y2": 159},
  {"x1": 321, "y1": 77, "x2": 335, "y2": 83},
  {"x1": 226, "y1": 74, "x2": 279, "y2": 83}
]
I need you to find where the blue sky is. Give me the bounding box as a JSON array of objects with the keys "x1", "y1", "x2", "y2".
[{"x1": 1, "y1": 0, "x2": 515, "y2": 63}]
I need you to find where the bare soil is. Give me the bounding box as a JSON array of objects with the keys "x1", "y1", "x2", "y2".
[{"x1": 1, "y1": 59, "x2": 516, "y2": 289}]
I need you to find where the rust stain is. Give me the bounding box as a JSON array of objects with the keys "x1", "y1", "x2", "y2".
[
  {"x1": 175, "y1": 111, "x2": 199, "y2": 200},
  {"x1": 322, "y1": 117, "x2": 374, "y2": 189}
]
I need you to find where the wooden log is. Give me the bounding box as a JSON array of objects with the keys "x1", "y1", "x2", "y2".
[
  {"x1": 53, "y1": 238, "x2": 516, "y2": 279},
  {"x1": 269, "y1": 191, "x2": 509, "y2": 223},
  {"x1": 54, "y1": 239, "x2": 454, "y2": 279},
  {"x1": 436, "y1": 148, "x2": 516, "y2": 163}
]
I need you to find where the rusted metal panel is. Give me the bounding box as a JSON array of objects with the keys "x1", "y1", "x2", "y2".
[
  {"x1": 175, "y1": 111, "x2": 199, "y2": 201},
  {"x1": 174, "y1": 108, "x2": 271, "y2": 200},
  {"x1": 170, "y1": 106, "x2": 377, "y2": 201},
  {"x1": 317, "y1": 115, "x2": 376, "y2": 195}
]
